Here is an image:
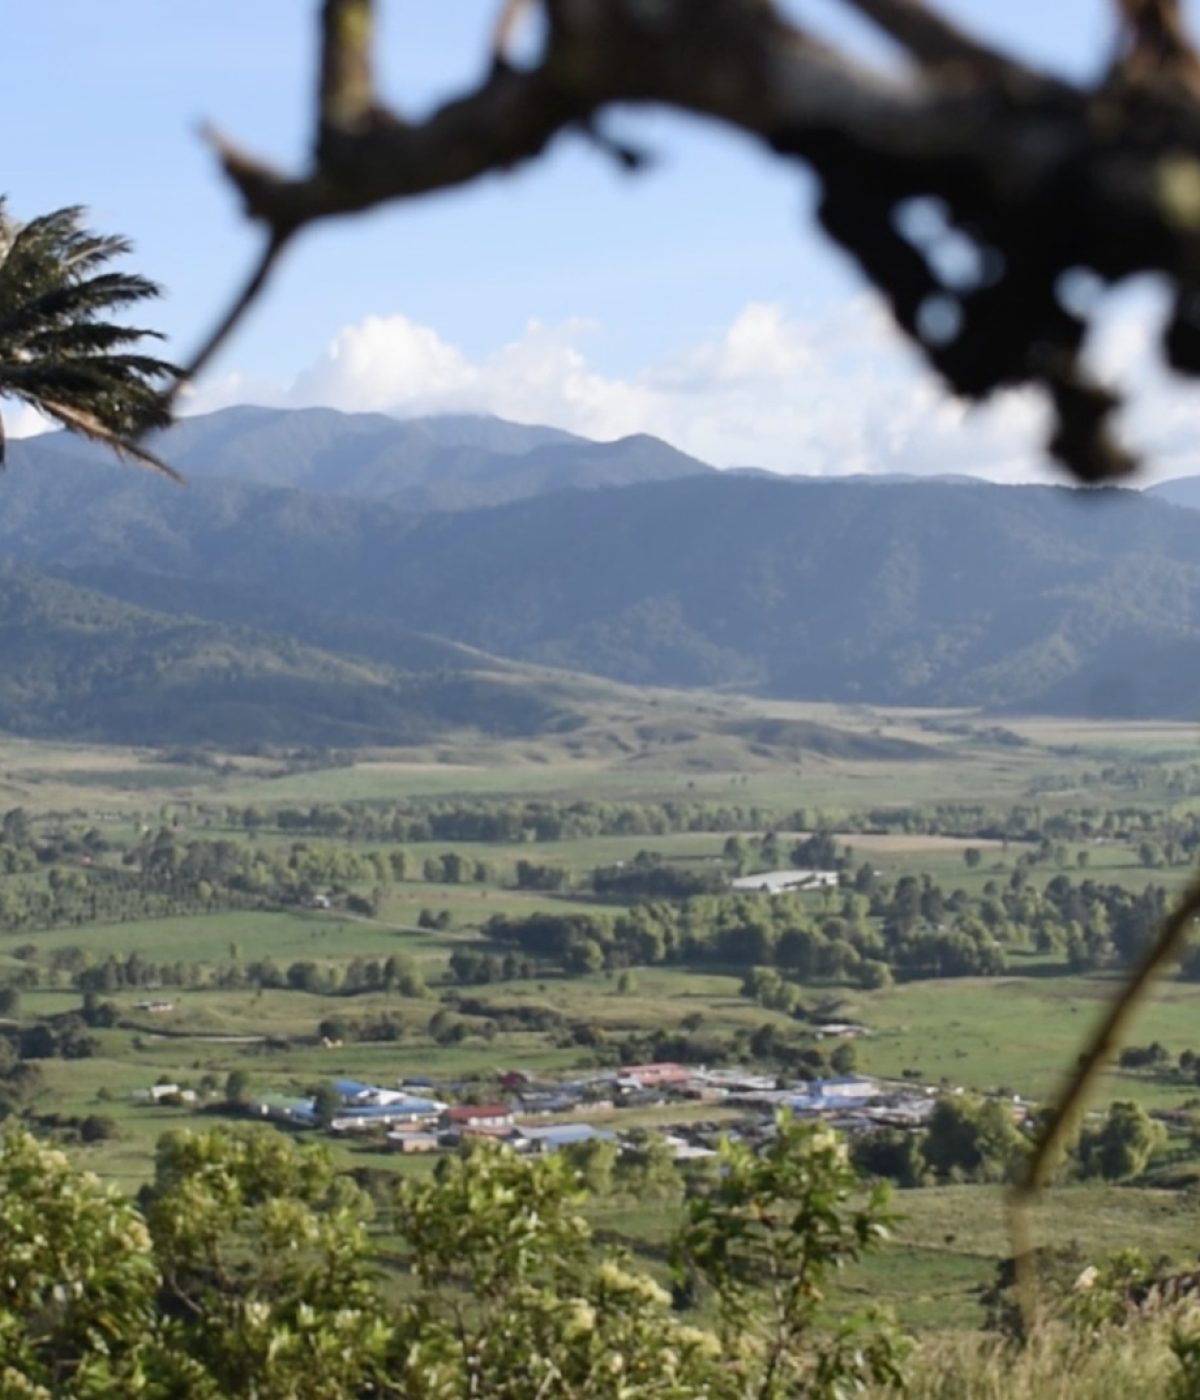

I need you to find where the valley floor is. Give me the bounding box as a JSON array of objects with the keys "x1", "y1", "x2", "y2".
[{"x1": 4, "y1": 707, "x2": 1200, "y2": 1341}]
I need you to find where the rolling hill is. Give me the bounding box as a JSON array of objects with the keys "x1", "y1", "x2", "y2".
[{"x1": 0, "y1": 561, "x2": 583, "y2": 748}]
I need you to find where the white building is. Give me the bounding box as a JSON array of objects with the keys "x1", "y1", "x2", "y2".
[{"x1": 730, "y1": 869, "x2": 839, "y2": 895}]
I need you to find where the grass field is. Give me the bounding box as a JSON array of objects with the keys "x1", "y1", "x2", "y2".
[
  {"x1": 0, "y1": 694, "x2": 1171, "y2": 815},
  {"x1": 847, "y1": 971, "x2": 1200, "y2": 1107}
]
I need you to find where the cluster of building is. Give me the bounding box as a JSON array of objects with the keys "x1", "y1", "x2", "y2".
[{"x1": 244, "y1": 1061, "x2": 939, "y2": 1157}]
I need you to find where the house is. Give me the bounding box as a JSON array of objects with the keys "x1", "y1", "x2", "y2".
[
  {"x1": 329, "y1": 1099, "x2": 445, "y2": 1133},
  {"x1": 785, "y1": 1076, "x2": 879, "y2": 1113},
  {"x1": 661, "y1": 1133, "x2": 717, "y2": 1161},
  {"x1": 813, "y1": 1022, "x2": 869, "y2": 1040},
  {"x1": 500, "y1": 1069, "x2": 535, "y2": 1090},
  {"x1": 728, "y1": 1088, "x2": 793, "y2": 1110},
  {"x1": 266, "y1": 1080, "x2": 446, "y2": 1133},
  {"x1": 616, "y1": 1088, "x2": 671, "y2": 1109},
  {"x1": 441, "y1": 1104, "x2": 515, "y2": 1136},
  {"x1": 730, "y1": 869, "x2": 840, "y2": 895},
  {"x1": 252, "y1": 1093, "x2": 315, "y2": 1126},
  {"x1": 808, "y1": 1075, "x2": 877, "y2": 1100},
  {"x1": 691, "y1": 1068, "x2": 778, "y2": 1094},
  {"x1": 516, "y1": 1091, "x2": 583, "y2": 1118},
  {"x1": 386, "y1": 1130, "x2": 440, "y2": 1154},
  {"x1": 135, "y1": 1083, "x2": 196, "y2": 1105},
  {"x1": 618, "y1": 1062, "x2": 690, "y2": 1089},
  {"x1": 332, "y1": 1078, "x2": 436, "y2": 1108},
  {"x1": 518, "y1": 1123, "x2": 617, "y2": 1153}
]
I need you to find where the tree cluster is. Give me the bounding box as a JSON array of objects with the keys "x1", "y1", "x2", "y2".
[{"x1": 0, "y1": 1116, "x2": 904, "y2": 1397}]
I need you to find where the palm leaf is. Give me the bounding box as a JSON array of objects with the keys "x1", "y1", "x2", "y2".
[
  {"x1": 34, "y1": 398, "x2": 182, "y2": 480},
  {"x1": 0, "y1": 199, "x2": 181, "y2": 476}
]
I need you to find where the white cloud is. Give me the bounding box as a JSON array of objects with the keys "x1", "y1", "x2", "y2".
[
  {"x1": 290, "y1": 313, "x2": 474, "y2": 411},
  {"x1": 185, "y1": 284, "x2": 1200, "y2": 485},
  {"x1": 2, "y1": 402, "x2": 53, "y2": 440}
]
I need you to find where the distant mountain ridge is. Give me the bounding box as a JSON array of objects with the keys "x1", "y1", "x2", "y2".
[
  {"x1": 1149, "y1": 476, "x2": 1200, "y2": 512},
  {"x1": 34, "y1": 405, "x2": 714, "y2": 511},
  {"x1": 6, "y1": 408, "x2": 1200, "y2": 730}
]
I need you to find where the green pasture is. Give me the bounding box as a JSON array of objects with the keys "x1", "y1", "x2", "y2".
[
  {"x1": 1, "y1": 702, "x2": 1198, "y2": 821},
  {"x1": 848, "y1": 971, "x2": 1200, "y2": 1107},
  {"x1": 0, "y1": 909, "x2": 411, "y2": 970},
  {"x1": 845, "y1": 1181, "x2": 1200, "y2": 1330}
]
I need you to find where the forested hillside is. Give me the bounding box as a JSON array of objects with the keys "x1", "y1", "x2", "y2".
[
  {"x1": 0, "y1": 563, "x2": 579, "y2": 747},
  {"x1": 6, "y1": 414, "x2": 1200, "y2": 727}
]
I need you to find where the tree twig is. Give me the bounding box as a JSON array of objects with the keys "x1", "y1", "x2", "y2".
[
  {"x1": 837, "y1": 0, "x2": 1027, "y2": 78},
  {"x1": 160, "y1": 224, "x2": 293, "y2": 422},
  {"x1": 319, "y1": 0, "x2": 377, "y2": 139},
  {"x1": 154, "y1": 0, "x2": 1200, "y2": 483}
]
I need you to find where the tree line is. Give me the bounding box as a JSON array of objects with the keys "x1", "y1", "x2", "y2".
[{"x1": 478, "y1": 868, "x2": 1174, "y2": 984}]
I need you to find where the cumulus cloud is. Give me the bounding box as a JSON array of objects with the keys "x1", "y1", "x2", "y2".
[{"x1": 185, "y1": 286, "x2": 1200, "y2": 484}]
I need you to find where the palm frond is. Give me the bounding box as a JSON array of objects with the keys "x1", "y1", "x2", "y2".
[
  {"x1": 34, "y1": 398, "x2": 182, "y2": 480},
  {"x1": 21, "y1": 323, "x2": 163, "y2": 357},
  {"x1": 0, "y1": 273, "x2": 164, "y2": 339},
  {"x1": 0, "y1": 199, "x2": 181, "y2": 476}
]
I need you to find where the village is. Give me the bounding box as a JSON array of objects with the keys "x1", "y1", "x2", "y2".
[{"x1": 162, "y1": 1059, "x2": 960, "y2": 1161}]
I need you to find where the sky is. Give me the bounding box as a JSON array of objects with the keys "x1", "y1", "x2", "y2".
[{"x1": 4, "y1": 0, "x2": 1200, "y2": 482}]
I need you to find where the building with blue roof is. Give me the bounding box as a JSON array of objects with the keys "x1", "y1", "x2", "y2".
[
  {"x1": 784, "y1": 1076, "x2": 878, "y2": 1114},
  {"x1": 518, "y1": 1123, "x2": 617, "y2": 1152},
  {"x1": 332, "y1": 1078, "x2": 379, "y2": 1101}
]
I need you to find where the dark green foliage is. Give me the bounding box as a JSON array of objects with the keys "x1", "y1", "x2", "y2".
[
  {"x1": 674, "y1": 1115, "x2": 907, "y2": 1395},
  {"x1": 223, "y1": 1069, "x2": 251, "y2": 1108},
  {"x1": 922, "y1": 1095, "x2": 1029, "y2": 1184},
  {"x1": 0, "y1": 201, "x2": 177, "y2": 470},
  {"x1": 310, "y1": 1083, "x2": 342, "y2": 1130},
  {"x1": 852, "y1": 1129, "x2": 927, "y2": 1188},
  {"x1": 592, "y1": 851, "x2": 725, "y2": 901},
  {"x1": 0, "y1": 1119, "x2": 910, "y2": 1397},
  {"x1": 1077, "y1": 1101, "x2": 1166, "y2": 1181},
  {"x1": 0, "y1": 562, "x2": 575, "y2": 748}
]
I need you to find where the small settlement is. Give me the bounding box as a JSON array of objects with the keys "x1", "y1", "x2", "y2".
[{"x1": 228, "y1": 1062, "x2": 951, "y2": 1160}]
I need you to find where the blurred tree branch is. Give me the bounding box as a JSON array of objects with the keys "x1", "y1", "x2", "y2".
[{"x1": 182, "y1": 0, "x2": 1200, "y2": 481}]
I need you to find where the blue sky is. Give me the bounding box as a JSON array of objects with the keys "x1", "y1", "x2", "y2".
[{"x1": 5, "y1": 1, "x2": 1198, "y2": 479}]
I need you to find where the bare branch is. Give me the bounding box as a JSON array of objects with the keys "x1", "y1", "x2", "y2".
[
  {"x1": 1109, "y1": 0, "x2": 1200, "y2": 88},
  {"x1": 151, "y1": 136, "x2": 297, "y2": 424},
  {"x1": 175, "y1": 233, "x2": 290, "y2": 401},
  {"x1": 184, "y1": 0, "x2": 1200, "y2": 483},
  {"x1": 492, "y1": 0, "x2": 538, "y2": 65},
  {"x1": 836, "y1": 0, "x2": 1026, "y2": 78},
  {"x1": 319, "y1": 0, "x2": 378, "y2": 140}
]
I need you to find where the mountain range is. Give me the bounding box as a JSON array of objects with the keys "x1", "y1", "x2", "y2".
[
  {"x1": 4, "y1": 405, "x2": 1200, "y2": 747},
  {"x1": 66, "y1": 405, "x2": 714, "y2": 511}
]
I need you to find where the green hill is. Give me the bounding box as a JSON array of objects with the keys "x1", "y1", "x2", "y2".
[
  {"x1": 0, "y1": 563, "x2": 576, "y2": 748},
  {"x1": 7, "y1": 415, "x2": 1200, "y2": 719}
]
